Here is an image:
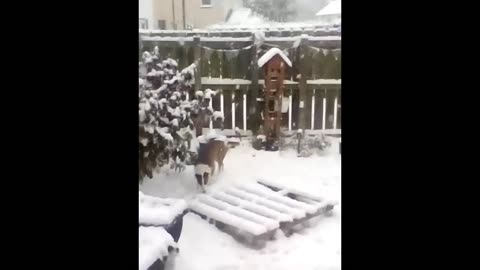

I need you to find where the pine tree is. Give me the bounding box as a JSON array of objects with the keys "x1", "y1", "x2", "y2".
[
  {"x1": 245, "y1": 0, "x2": 297, "y2": 22},
  {"x1": 139, "y1": 47, "x2": 224, "y2": 183}
]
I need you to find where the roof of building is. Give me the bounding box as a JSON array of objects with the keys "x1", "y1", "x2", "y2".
[{"x1": 316, "y1": 0, "x2": 341, "y2": 16}]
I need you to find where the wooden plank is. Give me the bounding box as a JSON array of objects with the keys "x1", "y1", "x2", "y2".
[
  {"x1": 311, "y1": 89, "x2": 315, "y2": 130},
  {"x1": 209, "y1": 98, "x2": 213, "y2": 129},
  {"x1": 243, "y1": 91, "x2": 247, "y2": 132},
  {"x1": 298, "y1": 36, "x2": 308, "y2": 130},
  {"x1": 336, "y1": 89, "x2": 341, "y2": 129},
  {"x1": 224, "y1": 188, "x2": 305, "y2": 219},
  {"x1": 325, "y1": 88, "x2": 336, "y2": 129},
  {"x1": 333, "y1": 95, "x2": 338, "y2": 130},
  {"x1": 231, "y1": 92, "x2": 236, "y2": 130},
  {"x1": 220, "y1": 93, "x2": 224, "y2": 116},
  {"x1": 223, "y1": 90, "x2": 232, "y2": 129},
  {"x1": 211, "y1": 191, "x2": 293, "y2": 222},
  {"x1": 189, "y1": 201, "x2": 267, "y2": 235},
  {"x1": 210, "y1": 50, "x2": 220, "y2": 78},
  {"x1": 322, "y1": 89, "x2": 327, "y2": 130},
  {"x1": 235, "y1": 85, "x2": 243, "y2": 130},
  {"x1": 139, "y1": 39, "x2": 341, "y2": 49},
  {"x1": 288, "y1": 92, "x2": 292, "y2": 131},
  {"x1": 250, "y1": 33, "x2": 259, "y2": 133},
  {"x1": 196, "y1": 194, "x2": 279, "y2": 230},
  {"x1": 313, "y1": 88, "x2": 324, "y2": 130},
  {"x1": 193, "y1": 36, "x2": 201, "y2": 92}
]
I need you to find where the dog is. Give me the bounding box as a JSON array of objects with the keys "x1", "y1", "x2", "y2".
[
  {"x1": 174, "y1": 162, "x2": 186, "y2": 173},
  {"x1": 171, "y1": 147, "x2": 187, "y2": 173},
  {"x1": 194, "y1": 137, "x2": 229, "y2": 192}
]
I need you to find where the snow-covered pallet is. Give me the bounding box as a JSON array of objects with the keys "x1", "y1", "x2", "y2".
[
  {"x1": 139, "y1": 192, "x2": 189, "y2": 242},
  {"x1": 139, "y1": 226, "x2": 178, "y2": 270},
  {"x1": 188, "y1": 180, "x2": 336, "y2": 249}
]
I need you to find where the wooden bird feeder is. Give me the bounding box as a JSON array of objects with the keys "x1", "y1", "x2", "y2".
[{"x1": 258, "y1": 48, "x2": 292, "y2": 143}]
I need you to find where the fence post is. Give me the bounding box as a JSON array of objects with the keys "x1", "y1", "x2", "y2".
[
  {"x1": 288, "y1": 91, "x2": 292, "y2": 131},
  {"x1": 193, "y1": 36, "x2": 202, "y2": 92},
  {"x1": 298, "y1": 35, "x2": 308, "y2": 130},
  {"x1": 311, "y1": 89, "x2": 315, "y2": 130},
  {"x1": 249, "y1": 33, "x2": 259, "y2": 133},
  {"x1": 322, "y1": 89, "x2": 327, "y2": 130},
  {"x1": 243, "y1": 88, "x2": 247, "y2": 132}
]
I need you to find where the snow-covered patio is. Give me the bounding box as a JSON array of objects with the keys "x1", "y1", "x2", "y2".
[{"x1": 140, "y1": 143, "x2": 341, "y2": 270}]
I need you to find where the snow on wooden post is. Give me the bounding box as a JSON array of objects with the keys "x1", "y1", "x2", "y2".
[
  {"x1": 298, "y1": 35, "x2": 308, "y2": 130},
  {"x1": 232, "y1": 92, "x2": 236, "y2": 130},
  {"x1": 288, "y1": 92, "x2": 292, "y2": 131},
  {"x1": 311, "y1": 89, "x2": 315, "y2": 130},
  {"x1": 250, "y1": 33, "x2": 259, "y2": 132},
  {"x1": 322, "y1": 89, "x2": 327, "y2": 130},
  {"x1": 220, "y1": 92, "x2": 224, "y2": 115},
  {"x1": 193, "y1": 36, "x2": 202, "y2": 92}
]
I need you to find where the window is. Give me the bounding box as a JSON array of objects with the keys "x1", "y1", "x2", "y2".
[
  {"x1": 201, "y1": 0, "x2": 212, "y2": 7},
  {"x1": 158, "y1": 20, "x2": 166, "y2": 30},
  {"x1": 139, "y1": 19, "x2": 148, "y2": 30}
]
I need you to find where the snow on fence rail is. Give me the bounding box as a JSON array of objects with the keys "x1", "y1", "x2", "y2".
[
  {"x1": 139, "y1": 28, "x2": 340, "y2": 36},
  {"x1": 141, "y1": 35, "x2": 340, "y2": 42}
]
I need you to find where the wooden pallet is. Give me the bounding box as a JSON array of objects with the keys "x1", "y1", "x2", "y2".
[
  {"x1": 139, "y1": 226, "x2": 178, "y2": 270},
  {"x1": 139, "y1": 192, "x2": 188, "y2": 243},
  {"x1": 189, "y1": 180, "x2": 336, "y2": 249}
]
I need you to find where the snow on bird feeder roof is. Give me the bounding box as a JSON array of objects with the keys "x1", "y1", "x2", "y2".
[{"x1": 258, "y1": 48, "x2": 292, "y2": 68}]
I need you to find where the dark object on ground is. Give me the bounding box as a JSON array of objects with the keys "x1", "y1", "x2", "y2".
[
  {"x1": 147, "y1": 259, "x2": 164, "y2": 270},
  {"x1": 252, "y1": 137, "x2": 278, "y2": 151},
  {"x1": 163, "y1": 212, "x2": 186, "y2": 242},
  {"x1": 265, "y1": 142, "x2": 279, "y2": 151},
  {"x1": 139, "y1": 194, "x2": 188, "y2": 243}
]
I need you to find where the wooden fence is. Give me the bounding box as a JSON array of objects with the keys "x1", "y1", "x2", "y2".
[{"x1": 140, "y1": 30, "x2": 341, "y2": 134}]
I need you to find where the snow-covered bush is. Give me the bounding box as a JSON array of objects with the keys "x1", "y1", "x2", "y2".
[
  {"x1": 277, "y1": 130, "x2": 332, "y2": 156},
  {"x1": 244, "y1": 0, "x2": 296, "y2": 22},
  {"x1": 139, "y1": 47, "x2": 223, "y2": 182}
]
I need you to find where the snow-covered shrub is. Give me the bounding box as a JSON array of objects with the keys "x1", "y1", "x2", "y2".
[
  {"x1": 139, "y1": 47, "x2": 223, "y2": 182},
  {"x1": 278, "y1": 130, "x2": 332, "y2": 156}
]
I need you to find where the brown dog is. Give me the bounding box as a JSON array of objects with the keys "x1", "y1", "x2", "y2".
[{"x1": 194, "y1": 138, "x2": 229, "y2": 191}]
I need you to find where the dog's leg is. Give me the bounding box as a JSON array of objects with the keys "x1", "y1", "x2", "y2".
[
  {"x1": 203, "y1": 172, "x2": 209, "y2": 185},
  {"x1": 210, "y1": 163, "x2": 215, "y2": 176},
  {"x1": 202, "y1": 172, "x2": 209, "y2": 192},
  {"x1": 195, "y1": 174, "x2": 203, "y2": 192}
]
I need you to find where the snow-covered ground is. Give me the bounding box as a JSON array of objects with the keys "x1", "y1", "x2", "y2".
[{"x1": 140, "y1": 142, "x2": 341, "y2": 270}]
